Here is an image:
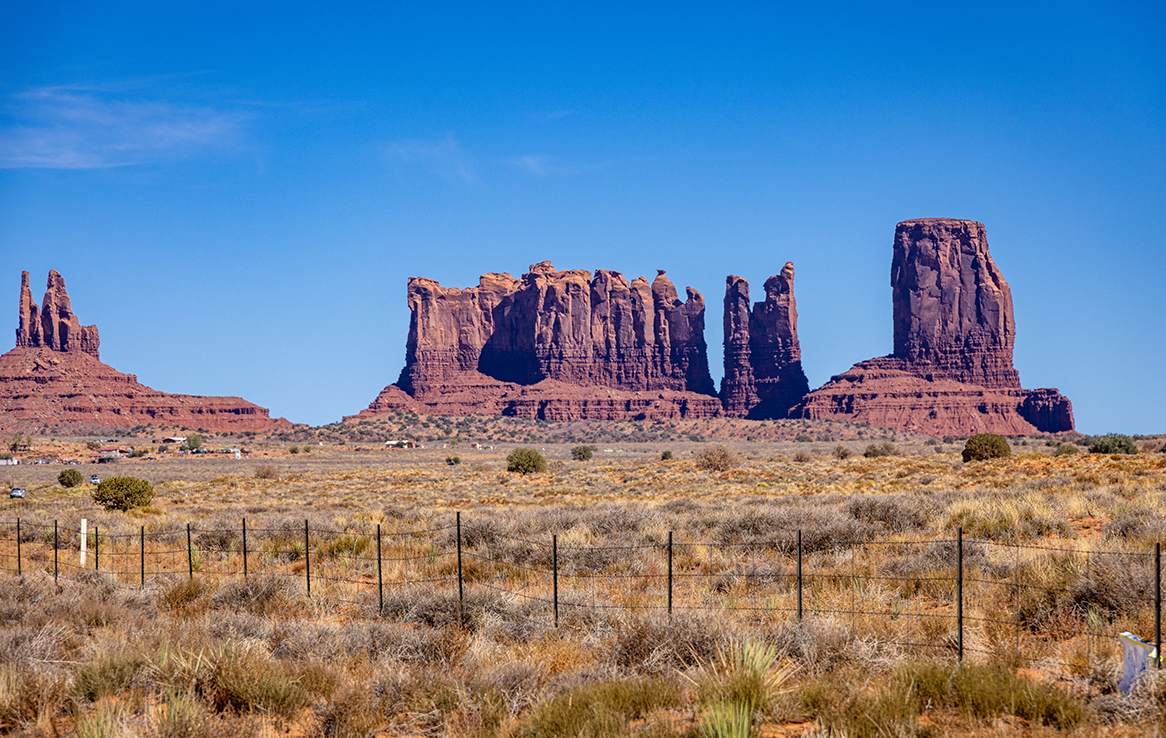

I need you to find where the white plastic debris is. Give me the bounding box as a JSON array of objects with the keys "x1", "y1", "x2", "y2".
[{"x1": 1119, "y1": 632, "x2": 1159, "y2": 695}]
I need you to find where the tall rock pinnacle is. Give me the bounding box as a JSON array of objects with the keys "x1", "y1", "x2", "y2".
[
  {"x1": 721, "y1": 262, "x2": 809, "y2": 418},
  {"x1": 16, "y1": 270, "x2": 100, "y2": 357}
]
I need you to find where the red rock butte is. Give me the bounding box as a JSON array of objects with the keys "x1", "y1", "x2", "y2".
[
  {"x1": 795, "y1": 219, "x2": 1074, "y2": 435},
  {"x1": 352, "y1": 261, "x2": 724, "y2": 420},
  {"x1": 356, "y1": 221, "x2": 1073, "y2": 436},
  {"x1": 0, "y1": 270, "x2": 288, "y2": 433}
]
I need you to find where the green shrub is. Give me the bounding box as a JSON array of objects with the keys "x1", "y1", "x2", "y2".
[
  {"x1": 695, "y1": 444, "x2": 739, "y2": 472},
  {"x1": 961, "y1": 433, "x2": 1011, "y2": 462},
  {"x1": 833, "y1": 445, "x2": 853, "y2": 460},
  {"x1": 661, "y1": 450, "x2": 673, "y2": 461},
  {"x1": 571, "y1": 445, "x2": 595, "y2": 461},
  {"x1": 91, "y1": 476, "x2": 155, "y2": 511},
  {"x1": 1089, "y1": 433, "x2": 1138, "y2": 455},
  {"x1": 58, "y1": 468, "x2": 83, "y2": 488},
  {"x1": 507, "y1": 448, "x2": 547, "y2": 475},
  {"x1": 1053, "y1": 444, "x2": 1079, "y2": 457},
  {"x1": 185, "y1": 434, "x2": 203, "y2": 450},
  {"x1": 445, "y1": 456, "x2": 461, "y2": 465},
  {"x1": 289, "y1": 446, "x2": 300, "y2": 454},
  {"x1": 863, "y1": 441, "x2": 899, "y2": 458}
]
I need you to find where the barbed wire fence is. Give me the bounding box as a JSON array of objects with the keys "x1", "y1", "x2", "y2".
[{"x1": 0, "y1": 514, "x2": 1160, "y2": 680}]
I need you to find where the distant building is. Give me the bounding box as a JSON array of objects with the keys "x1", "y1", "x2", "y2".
[{"x1": 98, "y1": 448, "x2": 120, "y2": 463}]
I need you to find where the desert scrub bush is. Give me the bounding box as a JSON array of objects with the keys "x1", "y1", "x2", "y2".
[
  {"x1": 75, "y1": 650, "x2": 147, "y2": 701},
  {"x1": 694, "y1": 443, "x2": 739, "y2": 472},
  {"x1": 507, "y1": 448, "x2": 547, "y2": 475},
  {"x1": 318, "y1": 533, "x2": 372, "y2": 559},
  {"x1": 792, "y1": 451, "x2": 812, "y2": 463},
  {"x1": 832, "y1": 445, "x2": 853, "y2": 460},
  {"x1": 91, "y1": 476, "x2": 154, "y2": 511},
  {"x1": 862, "y1": 441, "x2": 898, "y2": 458},
  {"x1": 445, "y1": 456, "x2": 461, "y2": 465},
  {"x1": 571, "y1": 445, "x2": 595, "y2": 461},
  {"x1": 289, "y1": 446, "x2": 299, "y2": 454},
  {"x1": 660, "y1": 450, "x2": 673, "y2": 461},
  {"x1": 514, "y1": 676, "x2": 681, "y2": 738},
  {"x1": 160, "y1": 577, "x2": 214, "y2": 611},
  {"x1": 962, "y1": 433, "x2": 1011, "y2": 462},
  {"x1": 944, "y1": 494, "x2": 1065, "y2": 540},
  {"x1": 209, "y1": 648, "x2": 307, "y2": 720},
  {"x1": 1054, "y1": 444, "x2": 1079, "y2": 456},
  {"x1": 896, "y1": 661, "x2": 1089, "y2": 729},
  {"x1": 58, "y1": 468, "x2": 83, "y2": 488},
  {"x1": 253, "y1": 465, "x2": 278, "y2": 480},
  {"x1": 0, "y1": 664, "x2": 69, "y2": 731},
  {"x1": 1090, "y1": 433, "x2": 1139, "y2": 455},
  {"x1": 211, "y1": 575, "x2": 299, "y2": 617}
]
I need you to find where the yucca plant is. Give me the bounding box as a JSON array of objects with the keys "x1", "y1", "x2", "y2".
[
  {"x1": 700, "y1": 700, "x2": 752, "y2": 738},
  {"x1": 685, "y1": 639, "x2": 798, "y2": 728}
]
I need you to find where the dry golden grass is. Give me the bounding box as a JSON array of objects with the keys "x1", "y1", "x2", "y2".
[{"x1": 2, "y1": 425, "x2": 1166, "y2": 736}]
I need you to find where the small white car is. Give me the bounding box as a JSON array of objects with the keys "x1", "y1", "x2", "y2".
[
  {"x1": 90, "y1": 475, "x2": 100, "y2": 484},
  {"x1": 9, "y1": 487, "x2": 25, "y2": 499}
]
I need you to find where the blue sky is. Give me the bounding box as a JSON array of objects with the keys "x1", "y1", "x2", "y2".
[{"x1": 1, "y1": 2, "x2": 1163, "y2": 433}]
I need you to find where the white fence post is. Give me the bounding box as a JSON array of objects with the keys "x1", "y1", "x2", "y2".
[{"x1": 80, "y1": 518, "x2": 87, "y2": 568}]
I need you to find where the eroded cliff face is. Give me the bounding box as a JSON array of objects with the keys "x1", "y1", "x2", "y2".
[
  {"x1": 721, "y1": 263, "x2": 809, "y2": 418},
  {"x1": 17, "y1": 270, "x2": 100, "y2": 357},
  {"x1": 891, "y1": 219, "x2": 1020, "y2": 388},
  {"x1": 797, "y1": 219, "x2": 1073, "y2": 436},
  {"x1": 1, "y1": 270, "x2": 288, "y2": 433},
  {"x1": 361, "y1": 261, "x2": 722, "y2": 420}
]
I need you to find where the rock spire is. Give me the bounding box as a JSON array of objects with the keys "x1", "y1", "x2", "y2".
[
  {"x1": 17, "y1": 270, "x2": 100, "y2": 357},
  {"x1": 721, "y1": 262, "x2": 809, "y2": 418}
]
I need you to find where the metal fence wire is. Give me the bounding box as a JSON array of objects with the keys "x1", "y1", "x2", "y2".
[{"x1": 1, "y1": 514, "x2": 1160, "y2": 677}]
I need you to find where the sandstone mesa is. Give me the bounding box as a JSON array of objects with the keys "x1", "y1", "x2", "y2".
[
  {"x1": 0, "y1": 270, "x2": 288, "y2": 433},
  {"x1": 358, "y1": 219, "x2": 1074, "y2": 436}
]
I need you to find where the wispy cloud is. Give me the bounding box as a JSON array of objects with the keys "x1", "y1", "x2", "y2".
[
  {"x1": 507, "y1": 154, "x2": 610, "y2": 177},
  {"x1": 384, "y1": 135, "x2": 476, "y2": 183},
  {"x1": 0, "y1": 85, "x2": 246, "y2": 169}
]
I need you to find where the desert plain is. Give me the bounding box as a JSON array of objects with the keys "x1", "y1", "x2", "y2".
[{"x1": 2, "y1": 417, "x2": 1166, "y2": 738}]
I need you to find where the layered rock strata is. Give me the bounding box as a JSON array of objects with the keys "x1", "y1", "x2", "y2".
[
  {"x1": 1, "y1": 271, "x2": 288, "y2": 433},
  {"x1": 721, "y1": 263, "x2": 810, "y2": 418},
  {"x1": 355, "y1": 261, "x2": 723, "y2": 420},
  {"x1": 798, "y1": 219, "x2": 1073, "y2": 436}
]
